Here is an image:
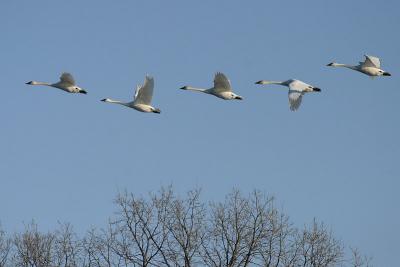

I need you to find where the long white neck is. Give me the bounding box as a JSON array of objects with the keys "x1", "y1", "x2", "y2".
[
  {"x1": 256, "y1": 80, "x2": 287, "y2": 86},
  {"x1": 181, "y1": 86, "x2": 207, "y2": 93},
  {"x1": 102, "y1": 98, "x2": 130, "y2": 106},
  {"x1": 329, "y1": 63, "x2": 358, "y2": 70},
  {"x1": 27, "y1": 81, "x2": 51, "y2": 86}
]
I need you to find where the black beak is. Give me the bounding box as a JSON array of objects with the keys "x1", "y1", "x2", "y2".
[
  {"x1": 79, "y1": 90, "x2": 87, "y2": 94},
  {"x1": 326, "y1": 63, "x2": 334, "y2": 67},
  {"x1": 383, "y1": 72, "x2": 391, "y2": 76},
  {"x1": 255, "y1": 81, "x2": 263, "y2": 84},
  {"x1": 101, "y1": 99, "x2": 106, "y2": 102},
  {"x1": 313, "y1": 87, "x2": 321, "y2": 92},
  {"x1": 153, "y1": 109, "x2": 161, "y2": 114},
  {"x1": 26, "y1": 81, "x2": 32, "y2": 85},
  {"x1": 180, "y1": 86, "x2": 187, "y2": 90},
  {"x1": 235, "y1": 96, "x2": 243, "y2": 100}
]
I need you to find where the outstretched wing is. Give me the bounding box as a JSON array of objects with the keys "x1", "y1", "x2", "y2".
[
  {"x1": 213, "y1": 72, "x2": 232, "y2": 92},
  {"x1": 134, "y1": 76, "x2": 154, "y2": 105},
  {"x1": 59, "y1": 72, "x2": 76, "y2": 85},
  {"x1": 363, "y1": 55, "x2": 381, "y2": 68},
  {"x1": 288, "y1": 90, "x2": 303, "y2": 111}
]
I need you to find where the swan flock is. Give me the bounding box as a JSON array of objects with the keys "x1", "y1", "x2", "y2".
[{"x1": 26, "y1": 55, "x2": 391, "y2": 112}]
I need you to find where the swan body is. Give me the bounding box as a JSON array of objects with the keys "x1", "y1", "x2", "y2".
[
  {"x1": 255, "y1": 79, "x2": 321, "y2": 111},
  {"x1": 101, "y1": 75, "x2": 161, "y2": 114},
  {"x1": 180, "y1": 72, "x2": 243, "y2": 100},
  {"x1": 327, "y1": 55, "x2": 391, "y2": 77},
  {"x1": 26, "y1": 73, "x2": 87, "y2": 94}
]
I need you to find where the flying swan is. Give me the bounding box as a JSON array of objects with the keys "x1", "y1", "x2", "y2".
[
  {"x1": 26, "y1": 72, "x2": 87, "y2": 94},
  {"x1": 180, "y1": 72, "x2": 243, "y2": 100},
  {"x1": 327, "y1": 55, "x2": 391, "y2": 77},
  {"x1": 255, "y1": 79, "x2": 321, "y2": 111},
  {"x1": 101, "y1": 75, "x2": 161, "y2": 114}
]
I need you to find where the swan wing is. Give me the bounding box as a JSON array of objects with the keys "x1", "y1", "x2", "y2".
[
  {"x1": 288, "y1": 90, "x2": 303, "y2": 111},
  {"x1": 363, "y1": 55, "x2": 381, "y2": 68},
  {"x1": 59, "y1": 72, "x2": 76, "y2": 85},
  {"x1": 134, "y1": 75, "x2": 154, "y2": 105},
  {"x1": 287, "y1": 80, "x2": 309, "y2": 92},
  {"x1": 213, "y1": 72, "x2": 232, "y2": 92}
]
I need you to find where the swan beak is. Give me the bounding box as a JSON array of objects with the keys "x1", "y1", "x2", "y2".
[
  {"x1": 313, "y1": 87, "x2": 321, "y2": 92},
  {"x1": 326, "y1": 63, "x2": 334, "y2": 67},
  {"x1": 180, "y1": 86, "x2": 187, "y2": 90},
  {"x1": 382, "y1": 72, "x2": 391, "y2": 76},
  {"x1": 26, "y1": 81, "x2": 33, "y2": 85},
  {"x1": 153, "y1": 109, "x2": 161, "y2": 114},
  {"x1": 235, "y1": 96, "x2": 243, "y2": 100},
  {"x1": 101, "y1": 99, "x2": 107, "y2": 102},
  {"x1": 255, "y1": 81, "x2": 263, "y2": 84},
  {"x1": 79, "y1": 90, "x2": 87, "y2": 94}
]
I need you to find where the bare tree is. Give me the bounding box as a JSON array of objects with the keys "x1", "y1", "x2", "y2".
[
  {"x1": 12, "y1": 221, "x2": 55, "y2": 267},
  {"x1": 0, "y1": 225, "x2": 11, "y2": 267},
  {"x1": 297, "y1": 219, "x2": 344, "y2": 267},
  {"x1": 164, "y1": 188, "x2": 206, "y2": 267},
  {"x1": 1, "y1": 187, "x2": 373, "y2": 267},
  {"x1": 348, "y1": 247, "x2": 372, "y2": 267},
  {"x1": 53, "y1": 222, "x2": 81, "y2": 267},
  {"x1": 82, "y1": 225, "x2": 127, "y2": 267},
  {"x1": 201, "y1": 190, "x2": 272, "y2": 267},
  {"x1": 257, "y1": 208, "x2": 299, "y2": 267},
  {"x1": 110, "y1": 188, "x2": 172, "y2": 267}
]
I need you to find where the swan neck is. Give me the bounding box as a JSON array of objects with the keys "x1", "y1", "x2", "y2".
[
  {"x1": 105, "y1": 99, "x2": 129, "y2": 106},
  {"x1": 334, "y1": 63, "x2": 357, "y2": 69},
  {"x1": 259, "y1": 80, "x2": 286, "y2": 86},
  {"x1": 31, "y1": 81, "x2": 51, "y2": 86},
  {"x1": 184, "y1": 86, "x2": 206, "y2": 92}
]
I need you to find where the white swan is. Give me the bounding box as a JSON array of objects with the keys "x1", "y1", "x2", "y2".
[
  {"x1": 101, "y1": 75, "x2": 161, "y2": 114},
  {"x1": 180, "y1": 72, "x2": 243, "y2": 100},
  {"x1": 327, "y1": 55, "x2": 391, "y2": 77},
  {"x1": 26, "y1": 72, "x2": 87, "y2": 94},
  {"x1": 255, "y1": 79, "x2": 321, "y2": 111}
]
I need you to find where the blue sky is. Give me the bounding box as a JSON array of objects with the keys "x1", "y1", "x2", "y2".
[{"x1": 1, "y1": 0, "x2": 399, "y2": 265}]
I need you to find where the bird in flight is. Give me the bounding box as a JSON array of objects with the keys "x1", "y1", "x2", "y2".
[
  {"x1": 26, "y1": 72, "x2": 87, "y2": 94},
  {"x1": 101, "y1": 75, "x2": 161, "y2": 114},
  {"x1": 180, "y1": 72, "x2": 243, "y2": 100},
  {"x1": 256, "y1": 79, "x2": 321, "y2": 111}
]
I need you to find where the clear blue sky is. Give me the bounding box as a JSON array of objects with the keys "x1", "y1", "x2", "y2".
[{"x1": 1, "y1": 0, "x2": 399, "y2": 265}]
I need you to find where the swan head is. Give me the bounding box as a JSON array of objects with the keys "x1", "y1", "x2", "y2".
[
  {"x1": 26, "y1": 81, "x2": 37, "y2": 85},
  {"x1": 78, "y1": 89, "x2": 87, "y2": 94},
  {"x1": 381, "y1": 71, "x2": 391, "y2": 76},
  {"x1": 231, "y1": 93, "x2": 243, "y2": 100},
  {"x1": 101, "y1": 98, "x2": 111, "y2": 102},
  {"x1": 255, "y1": 80, "x2": 267, "y2": 85},
  {"x1": 326, "y1": 62, "x2": 338, "y2": 67},
  {"x1": 152, "y1": 108, "x2": 161, "y2": 114},
  {"x1": 180, "y1": 86, "x2": 188, "y2": 90}
]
